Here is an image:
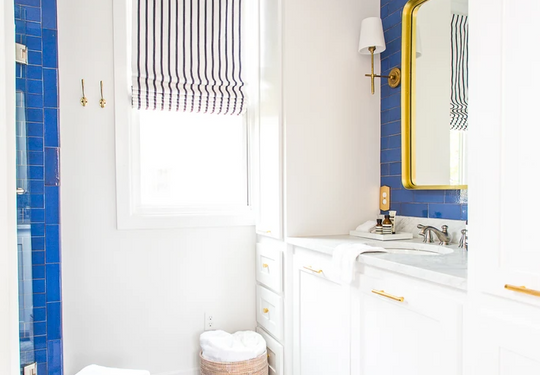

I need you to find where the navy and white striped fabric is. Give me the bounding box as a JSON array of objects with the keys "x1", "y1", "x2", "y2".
[
  {"x1": 450, "y1": 14, "x2": 468, "y2": 131},
  {"x1": 132, "y1": 0, "x2": 245, "y2": 115}
]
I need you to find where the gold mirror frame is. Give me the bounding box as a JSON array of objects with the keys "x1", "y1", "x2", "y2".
[{"x1": 401, "y1": 0, "x2": 467, "y2": 190}]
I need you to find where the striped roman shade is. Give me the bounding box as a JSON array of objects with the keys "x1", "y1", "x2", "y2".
[
  {"x1": 132, "y1": 0, "x2": 245, "y2": 115},
  {"x1": 450, "y1": 14, "x2": 468, "y2": 131}
]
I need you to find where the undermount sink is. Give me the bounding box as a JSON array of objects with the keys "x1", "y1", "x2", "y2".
[{"x1": 363, "y1": 241, "x2": 453, "y2": 256}]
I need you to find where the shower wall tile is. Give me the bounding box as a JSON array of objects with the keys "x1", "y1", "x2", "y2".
[
  {"x1": 380, "y1": 0, "x2": 468, "y2": 221},
  {"x1": 16, "y1": 0, "x2": 62, "y2": 373}
]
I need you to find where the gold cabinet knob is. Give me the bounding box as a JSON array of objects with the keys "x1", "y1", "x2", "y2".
[
  {"x1": 262, "y1": 264, "x2": 269, "y2": 268},
  {"x1": 263, "y1": 308, "x2": 269, "y2": 314}
]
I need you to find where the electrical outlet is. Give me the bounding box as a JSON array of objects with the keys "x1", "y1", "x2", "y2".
[
  {"x1": 204, "y1": 313, "x2": 215, "y2": 331},
  {"x1": 23, "y1": 362, "x2": 37, "y2": 375}
]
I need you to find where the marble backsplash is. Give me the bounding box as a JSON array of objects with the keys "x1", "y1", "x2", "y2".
[{"x1": 381, "y1": 215, "x2": 467, "y2": 244}]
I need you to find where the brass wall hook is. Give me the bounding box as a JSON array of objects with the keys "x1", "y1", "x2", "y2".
[
  {"x1": 80, "y1": 79, "x2": 88, "y2": 106},
  {"x1": 99, "y1": 81, "x2": 106, "y2": 108}
]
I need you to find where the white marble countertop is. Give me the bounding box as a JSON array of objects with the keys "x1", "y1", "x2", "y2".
[{"x1": 287, "y1": 235, "x2": 468, "y2": 290}]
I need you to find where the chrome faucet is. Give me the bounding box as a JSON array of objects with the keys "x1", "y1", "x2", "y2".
[{"x1": 417, "y1": 224, "x2": 451, "y2": 245}]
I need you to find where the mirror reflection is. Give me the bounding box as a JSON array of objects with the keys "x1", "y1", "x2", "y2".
[{"x1": 404, "y1": 0, "x2": 468, "y2": 189}]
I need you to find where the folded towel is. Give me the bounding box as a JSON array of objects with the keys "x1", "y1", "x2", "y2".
[
  {"x1": 75, "y1": 365, "x2": 150, "y2": 375},
  {"x1": 200, "y1": 330, "x2": 266, "y2": 363},
  {"x1": 355, "y1": 220, "x2": 377, "y2": 233},
  {"x1": 329, "y1": 243, "x2": 386, "y2": 284}
]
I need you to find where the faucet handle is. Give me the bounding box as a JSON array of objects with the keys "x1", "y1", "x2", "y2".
[
  {"x1": 420, "y1": 229, "x2": 434, "y2": 243},
  {"x1": 459, "y1": 228, "x2": 468, "y2": 250},
  {"x1": 441, "y1": 225, "x2": 448, "y2": 234}
]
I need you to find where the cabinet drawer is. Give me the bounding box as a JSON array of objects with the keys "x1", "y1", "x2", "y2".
[
  {"x1": 257, "y1": 285, "x2": 283, "y2": 341},
  {"x1": 256, "y1": 243, "x2": 283, "y2": 293},
  {"x1": 257, "y1": 327, "x2": 284, "y2": 375}
]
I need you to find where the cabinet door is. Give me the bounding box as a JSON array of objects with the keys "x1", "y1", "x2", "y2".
[
  {"x1": 293, "y1": 250, "x2": 350, "y2": 375},
  {"x1": 359, "y1": 273, "x2": 462, "y2": 375},
  {"x1": 468, "y1": 305, "x2": 540, "y2": 375},
  {"x1": 469, "y1": 0, "x2": 540, "y2": 305}
]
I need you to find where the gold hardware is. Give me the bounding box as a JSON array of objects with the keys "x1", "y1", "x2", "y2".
[
  {"x1": 401, "y1": 0, "x2": 467, "y2": 190},
  {"x1": 99, "y1": 81, "x2": 106, "y2": 108},
  {"x1": 303, "y1": 266, "x2": 323, "y2": 274},
  {"x1": 16, "y1": 187, "x2": 25, "y2": 195},
  {"x1": 372, "y1": 289, "x2": 405, "y2": 302},
  {"x1": 365, "y1": 47, "x2": 401, "y2": 95},
  {"x1": 263, "y1": 308, "x2": 269, "y2": 313},
  {"x1": 80, "y1": 79, "x2": 88, "y2": 107},
  {"x1": 504, "y1": 284, "x2": 540, "y2": 298},
  {"x1": 262, "y1": 264, "x2": 269, "y2": 268}
]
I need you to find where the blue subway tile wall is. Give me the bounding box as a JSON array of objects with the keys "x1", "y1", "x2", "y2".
[
  {"x1": 380, "y1": 0, "x2": 468, "y2": 220},
  {"x1": 15, "y1": 0, "x2": 62, "y2": 373}
]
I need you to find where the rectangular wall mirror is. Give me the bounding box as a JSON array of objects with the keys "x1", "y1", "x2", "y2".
[{"x1": 401, "y1": 0, "x2": 468, "y2": 190}]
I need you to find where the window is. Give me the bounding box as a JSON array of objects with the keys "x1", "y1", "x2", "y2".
[{"x1": 113, "y1": 0, "x2": 258, "y2": 229}]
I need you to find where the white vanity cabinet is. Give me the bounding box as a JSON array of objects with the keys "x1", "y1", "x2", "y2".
[
  {"x1": 357, "y1": 266, "x2": 464, "y2": 375},
  {"x1": 292, "y1": 247, "x2": 351, "y2": 375},
  {"x1": 466, "y1": 0, "x2": 540, "y2": 373}
]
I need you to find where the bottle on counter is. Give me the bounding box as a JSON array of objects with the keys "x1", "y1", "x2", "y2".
[
  {"x1": 382, "y1": 215, "x2": 392, "y2": 235},
  {"x1": 375, "y1": 219, "x2": 383, "y2": 234},
  {"x1": 389, "y1": 210, "x2": 397, "y2": 234}
]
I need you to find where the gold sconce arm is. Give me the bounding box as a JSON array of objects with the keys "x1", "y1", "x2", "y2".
[{"x1": 365, "y1": 46, "x2": 401, "y2": 95}]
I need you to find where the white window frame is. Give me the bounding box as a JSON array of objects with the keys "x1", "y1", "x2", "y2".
[{"x1": 112, "y1": 0, "x2": 260, "y2": 230}]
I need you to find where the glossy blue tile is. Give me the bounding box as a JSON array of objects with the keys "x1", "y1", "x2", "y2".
[
  {"x1": 31, "y1": 208, "x2": 45, "y2": 222},
  {"x1": 32, "y1": 237, "x2": 45, "y2": 251},
  {"x1": 30, "y1": 194, "x2": 44, "y2": 208},
  {"x1": 400, "y1": 203, "x2": 428, "y2": 218},
  {"x1": 35, "y1": 349, "x2": 46, "y2": 364},
  {"x1": 384, "y1": 37, "x2": 402, "y2": 57},
  {"x1": 15, "y1": 19, "x2": 26, "y2": 34},
  {"x1": 391, "y1": 188, "x2": 414, "y2": 203},
  {"x1": 381, "y1": 121, "x2": 401, "y2": 136},
  {"x1": 46, "y1": 264, "x2": 61, "y2": 302},
  {"x1": 381, "y1": 51, "x2": 401, "y2": 73},
  {"x1": 27, "y1": 136, "x2": 43, "y2": 151},
  {"x1": 45, "y1": 225, "x2": 60, "y2": 263},
  {"x1": 382, "y1": 9, "x2": 402, "y2": 31},
  {"x1": 26, "y1": 35, "x2": 42, "y2": 51},
  {"x1": 26, "y1": 65, "x2": 43, "y2": 80},
  {"x1": 43, "y1": 70, "x2": 58, "y2": 108},
  {"x1": 381, "y1": 4, "x2": 388, "y2": 18},
  {"x1": 27, "y1": 122, "x2": 43, "y2": 137},
  {"x1": 388, "y1": 0, "x2": 408, "y2": 14},
  {"x1": 46, "y1": 302, "x2": 62, "y2": 340},
  {"x1": 414, "y1": 190, "x2": 445, "y2": 203},
  {"x1": 43, "y1": 30, "x2": 58, "y2": 68},
  {"x1": 28, "y1": 151, "x2": 44, "y2": 165},
  {"x1": 29, "y1": 166, "x2": 44, "y2": 181},
  {"x1": 33, "y1": 322, "x2": 46, "y2": 337},
  {"x1": 32, "y1": 250, "x2": 45, "y2": 265},
  {"x1": 45, "y1": 186, "x2": 59, "y2": 224},
  {"x1": 389, "y1": 162, "x2": 401, "y2": 175},
  {"x1": 33, "y1": 293, "x2": 46, "y2": 308},
  {"x1": 44, "y1": 109, "x2": 59, "y2": 146},
  {"x1": 37, "y1": 363, "x2": 47, "y2": 375},
  {"x1": 461, "y1": 204, "x2": 468, "y2": 221},
  {"x1": 25, "y1": 6, "x2": 41, "y2": 21},
  {"x1": 34, "y1": 335, "x2": 47, "y2": 349},
  {"x1": 428, "y1": 204, "x2": 462, "y2": 220},
  {"x1": 381, "y1": 91, "x2": 400, "y2": 111},
  {"x1": 29, "y1": 180, "x2": 45, "y2": 194},
  {"x1": 381, "y1": 148, "x2": 401, "y2": 163},
  {"x1": 48, "y1": 340, "x2": 62, "y2": 375},
  {"x1": 42, "y1": 0, "x2": 57, "y2": 29},
  {"x1": 32, "y1": 265, "x2": 45, "y2": 279},
  {"x1": 381, "y1": 107, "x2": 400, "y2": 124},
  {"x1": 380, "y1": 163, "x2": 389, "y2": 176},
  {"x1": 15, "y1": 0, "x2": 40, "y2": 6},
  {"x1": 45, "y1": 148, "x2": 59, "y2": 186},
  {"x1": 27, "y1": 108, "x2": 43, "y2": 122},
  {"x1": 386, "y1": 134, "x2": 400, "y2": 149},
  {"x1": 32, "y1": 279, "x2": 45, "y2": 293},
  {"x1": 25, "y1": 21, "x2": 41, "y2": 37},
  {"x1": 28, "y1": 50, "x2": 42, "y2": 66},
  {"x1": 380, "y1": 136, "x2": 389, "y2": 150},
  {"x1": 381, "y1": 175, "x2": 402, "y2": 189},
  {"x1": 31, "y1": 223, "x2": 44, "y2": 236}
]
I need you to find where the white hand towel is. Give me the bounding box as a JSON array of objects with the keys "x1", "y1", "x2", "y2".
[
  {"x1": 200, "y1": 330, "x2": 266, "y2": 362},
  {"x1": 75, "y1": 365, "x2": 150, "y2": 375},
  {"x1": 329, "y1": 243, "x2": 386, "y2": 284}
]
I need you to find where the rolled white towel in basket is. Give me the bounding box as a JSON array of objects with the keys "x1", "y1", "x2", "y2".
[{"x1": 200, "y1": 330, "x2": 266, "y2": 363}]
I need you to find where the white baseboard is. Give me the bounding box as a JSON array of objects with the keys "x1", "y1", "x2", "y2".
[{"x1": 152, "y1": 369, "x2": 199, "y2": 375}]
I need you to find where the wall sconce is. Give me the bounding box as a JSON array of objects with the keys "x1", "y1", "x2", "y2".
[{"x1": 358, "y1": 17, "x2": 401, "y2": 95}]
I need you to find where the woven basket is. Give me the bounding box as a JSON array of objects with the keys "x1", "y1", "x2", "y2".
[{"x1": 200, "y1": 351, "x2": 268, "y2": 375}]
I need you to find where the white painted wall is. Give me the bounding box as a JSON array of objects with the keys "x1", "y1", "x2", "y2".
[
  {"x1": 57, "y1": 1, "x2": 256, "y2": 374},
  {"x1": 0, "y1": 0, "x2": 20, "y2": 372},
  {"x1": 282, "y1": 0, "x2": 381, "y2": 237}
]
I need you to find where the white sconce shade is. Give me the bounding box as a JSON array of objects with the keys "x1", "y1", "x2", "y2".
[{"x1": 358, "y1": 17, "x2": 386, "y2": 55}]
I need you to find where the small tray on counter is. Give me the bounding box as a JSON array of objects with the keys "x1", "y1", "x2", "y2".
[{"x1": 349, "y1": 231, "x2": 413, "y2": 241}]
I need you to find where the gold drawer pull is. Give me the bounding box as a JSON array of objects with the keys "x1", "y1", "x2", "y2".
[
  {"x1": 262, "y1": 264, "x2": 269, "y2": 268},
  {"x1": 303, "y1": 266, "x2": 323, "y2": 274},
  {"x1": 372, "y1": 289, "x2": 405, "y2": 302},
  {"x1": 263, "y1": 308, "x2": 269, "y2": 314},
  {"x1": 504, "y1": 284, "x2": 540, "y2": 297}
]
